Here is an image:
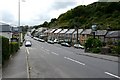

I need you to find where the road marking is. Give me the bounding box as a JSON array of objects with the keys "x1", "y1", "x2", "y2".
[
  {"x1": 51, "y1": 52, "x2": 59, "y2": 55},
  {"x1": 45, "y1": 49, "x2": 50, "y2": 52},
  {"x1": 64, "y1": 57, "x2": 85, "y2": 65},
  {"x1": 26, "y1": 47, "x2": 30, "y2": 55},
  {"x1": 105, "y1": 72, "x2": 120, "y2": 79}
]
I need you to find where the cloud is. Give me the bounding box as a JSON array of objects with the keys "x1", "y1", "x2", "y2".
[
  {"x1": 1, "y1": 11, "x2": 15, "y2": 24},
  {"x1": 52, "y1": 1, "x2": 77, "y2": 10}
]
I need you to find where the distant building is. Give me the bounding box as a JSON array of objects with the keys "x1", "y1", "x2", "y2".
[
  {"x1": 72, "y1": 29, "x2": 83, "y2": 43},
  {"x1": 65, "y1": 29, "x2": 75, "y2": 42},
  {"x1": 0, "y1": 22, "x2": 12, "y2": 41},
  {"x1": 95, "y1": 30, "x2": 107, "y2": 42},
  {"x1": 80, "y1": 29, "x2": 92, "y2": 45},
  {"x1": 105, "y1": 31, "x2": 120, "y2": 44}
]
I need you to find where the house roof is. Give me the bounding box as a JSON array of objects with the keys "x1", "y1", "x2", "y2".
[
  {"x1": 54, "y1": 29, "x2": 62, "y2": 33},
  {"x1": 81, "y1": 29, "x2": 92, "y2": 35},
  {"x1": 60, "y1": 29, "x2": 68, "y2": 34},
  {"x1": 106, "y1": 31, "x2": 120, "y2": 38},
  {"x1": 49, "y1": 29, "x2": 56, "y2": 33},
  {"x1": 73, "y1": 29, "x2": 83, "y2": 34},
  {"x1": 0, "y1": 22, "x2": 11, "y2": 32},
  {"x1": 44, "y1": 29, "x2": 52, "y2": 33},
  {"x1": 95, "y1": 30, "x2": 107, "y2": 36},
  {"x1": 66, "y1": 29, "x2": 75, "y2": 34}
]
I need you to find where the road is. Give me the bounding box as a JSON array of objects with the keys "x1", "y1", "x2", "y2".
[{"x1": 3, "y1": 35, "x2": 119, "y2": 79}]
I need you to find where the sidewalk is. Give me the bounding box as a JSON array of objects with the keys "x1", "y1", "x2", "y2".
[
  {"x1": 77, "y1": 52, "x2": 119, "y2": 63},
  {"x1": 2, "y1": 46, "x2": 27, "y2": 78}
]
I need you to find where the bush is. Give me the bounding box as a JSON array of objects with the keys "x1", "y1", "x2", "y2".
[
  {"x1": 85, "y1": 38, "x2": 102, "y2": 52},
  {"x1": 92, "y1": 48, "x2": 101, "y2": 53},
  {"x1": 9, "y1": 42, "x2": 19, "y2": 54},
  {"x1": 1, "y1": 36, "x2": 10, "y2": 64}
]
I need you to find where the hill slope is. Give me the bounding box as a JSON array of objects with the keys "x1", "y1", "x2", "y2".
[{"x1": 47, "y1": 2, "x2": 120, "y2": 30}]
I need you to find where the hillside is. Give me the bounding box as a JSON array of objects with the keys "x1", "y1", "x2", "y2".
[{"x1": 38, "y1": 2, "x2": 120, "y2": 30}]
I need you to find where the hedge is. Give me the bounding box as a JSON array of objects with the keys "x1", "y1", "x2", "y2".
[
  {"x1": 0, "y1": 36, "x2": 19, "y2": 65},
  {"x1": 1, "y1": 36, "x2": 10, "y2": 64},
  {"x1": 9, "y1": 42, "x2": 19, "y2": 55}
]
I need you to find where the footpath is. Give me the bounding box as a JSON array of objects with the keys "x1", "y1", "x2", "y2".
[{"x1": 77, "y1": 52, "x2": 119, "y2": 63}]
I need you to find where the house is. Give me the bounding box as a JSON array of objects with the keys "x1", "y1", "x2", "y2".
[
  {"x1": 59, "y1": 29, "x2": 68, "y2": 40},
  {"x1": 48, "y1": 29, "x2": 56, "y2": 40},
  {"x1": 44, "y1": 29, "x2": 52, "y2": 37},
  {"x1": 105, "y1": 31, "x2": 120, "y2": 45},
  {"x1": 53, "y1": 29, "x2": 62, "y2": 40},
  {"x1": 95, "y1": 30, "x2": 107, "y2": 42},
  {"x1": 72, "y1": 29, "x2": 83, "y2": 43},
  {"x1": 65, "y1": 29, "x2": 75, "y2": 42},
  {"x1": 0, "y1": 22, "x2": 12, "y2": 41},
  {"x1": 80, "y1": 29, "x2": 92, "y2": 45},
  {"x1": 34, "y1": 27, "x2": 47, "y2": 38}
]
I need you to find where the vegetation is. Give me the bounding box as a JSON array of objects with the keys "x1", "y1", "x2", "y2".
[
  {"x1": 0, "y1": 36, "x2": 19, "y2": 65},
  {"x1": 37, "y1": 2, "x2": 120, "y2": 30},
  {"x1": 85, "y1": 38, "x2": 102, "y2": 53}
]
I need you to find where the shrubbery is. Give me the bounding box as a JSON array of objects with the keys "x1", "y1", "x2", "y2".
[
  {"x1": 85, "y1": 38, "x2": 102, "y2": 53},
  {"x1": 1, "y1": 36, "x2": 19, "y2": 65}
]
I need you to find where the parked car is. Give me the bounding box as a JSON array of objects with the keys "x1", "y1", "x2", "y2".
[
  {"x1": 25, "y1": 40, "x2": 32, "y2": 47},
  {"x1": 61, "y1": 42, "x2": 71, "y2": 47},
  {"x1": 38, "y1": 38, "x2": 45, "y2": 42},
  {"x1": 54, "y1": 39, "x2": 59, "y2": 43},
  {"x1": 47, "y1": 40, "x2": 54, "y2": 44},
  {"x1": 74, "y1": 44, "x2": 84, "y2": 49},
  {"x1": 33, "y1": 37, "x2": 39, "y2": 40}
]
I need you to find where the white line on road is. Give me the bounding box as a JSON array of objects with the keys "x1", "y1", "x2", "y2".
[
  {"x1": 45, "y1": 49, "x2": 50, "y2": 52},
  {"x1": 26, "y1": 47, "x2": 30, "y2": 55},
  {"x1": 64, "y1": 57, "x2": 85, "y2": 65},
  {"x1": 105, "y1": 72, "x2": 120, "y2": 79},
  {"x1": 51, "y1": 52, "x2": 59, "y2": 55}
]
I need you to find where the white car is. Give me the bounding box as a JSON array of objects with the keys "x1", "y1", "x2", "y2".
[
  {"x1": 33, "y1": 37, "x2": 39, "y2": 40},
  {"x1": 38, "y1": 38, "x2": 45, "y2": 42},
  {"x1": 47, "y1": 40, "x2": 54, "y2": 44},
  {"x1": 25, "y1": 40, "x2": 32, "y2": 47},
  {"x1": 74, "y1": 44, "x2": 84, "y2": 49}
]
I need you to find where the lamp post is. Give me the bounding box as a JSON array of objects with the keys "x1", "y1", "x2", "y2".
[
  {"x1": 18, "y1": 0, "x2": 21, "y2": 48},
  {"x1": 91, "y1": 24, "x2": 97, "y2": 39}
]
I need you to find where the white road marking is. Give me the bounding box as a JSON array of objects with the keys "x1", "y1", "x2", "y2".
[
  {"x1": 45, "y1": 49, "x2": 50, "y2": 52},
  {"x1": 105, "y1": 72, "x2": 120, "y2": 79},
  {"x1": 25, "y1": 47, "x2": 30, "y2": 78},
  {"x1": 51, "y1": 52, "x2": 59, "y2": 55},
  {"x1": 26, "y1": 47, "x2": 30, "y2": 55},
  {"x1": 64, "y1": 57, "x2": 85, "y2": 65}
]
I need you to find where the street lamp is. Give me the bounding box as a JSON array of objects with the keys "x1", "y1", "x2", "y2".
[
  {"x1": 91, "y1": 24, "x2": 97, "y2": 39},
  {"x1": 18, "y1": 0, "x2": 25, "y2": 47}
]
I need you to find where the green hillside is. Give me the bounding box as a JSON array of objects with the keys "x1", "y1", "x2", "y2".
[{"x1": 38, "y1": 2, "x2": 120, "y2": 30}]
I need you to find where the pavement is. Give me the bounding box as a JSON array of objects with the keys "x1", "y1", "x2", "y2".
[
  {"x1": 77, "y1": 52, "x2": 119, "y2": 63},
  {"x1": 2, "y1": 46, "x2": 27, "y2": 78}
]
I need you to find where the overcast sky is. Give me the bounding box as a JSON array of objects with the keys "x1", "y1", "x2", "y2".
[{"x1": 1, "y1": 0, "x2": 118, "y2": 26}]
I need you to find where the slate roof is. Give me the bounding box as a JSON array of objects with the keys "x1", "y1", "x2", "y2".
[
  {"x1": 60, "y1": 29, "x2": 68, "y2": 34},
  {"x1": 66, "y1": 29, "x2": 75, "y2": 34},
  {"x1": 49, "y1": 29, "x2": 56, "y2": 33},
  {"x1": 81, "y1": 29, "x2": 92, "y2": 35},
  {"x1": 73, "y1": 29, "x2": 83, "y2": 34},
  {"x1": 54, "y1": 29, "x2": 62, "y2": 33},
  {"x1": 95, "y1": 30, "x2": 107, "y2": 36},
  {"x1": 44, "y1": 29, "x2": 52, "y2": 33},
  {"x1": 106, "y1": 31, "x2": 120, "y2": 38}
]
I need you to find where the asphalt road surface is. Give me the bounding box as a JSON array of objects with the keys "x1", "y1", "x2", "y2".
[{"x1": 3, "y1": 35, "x2": 119, "y2": 79}]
